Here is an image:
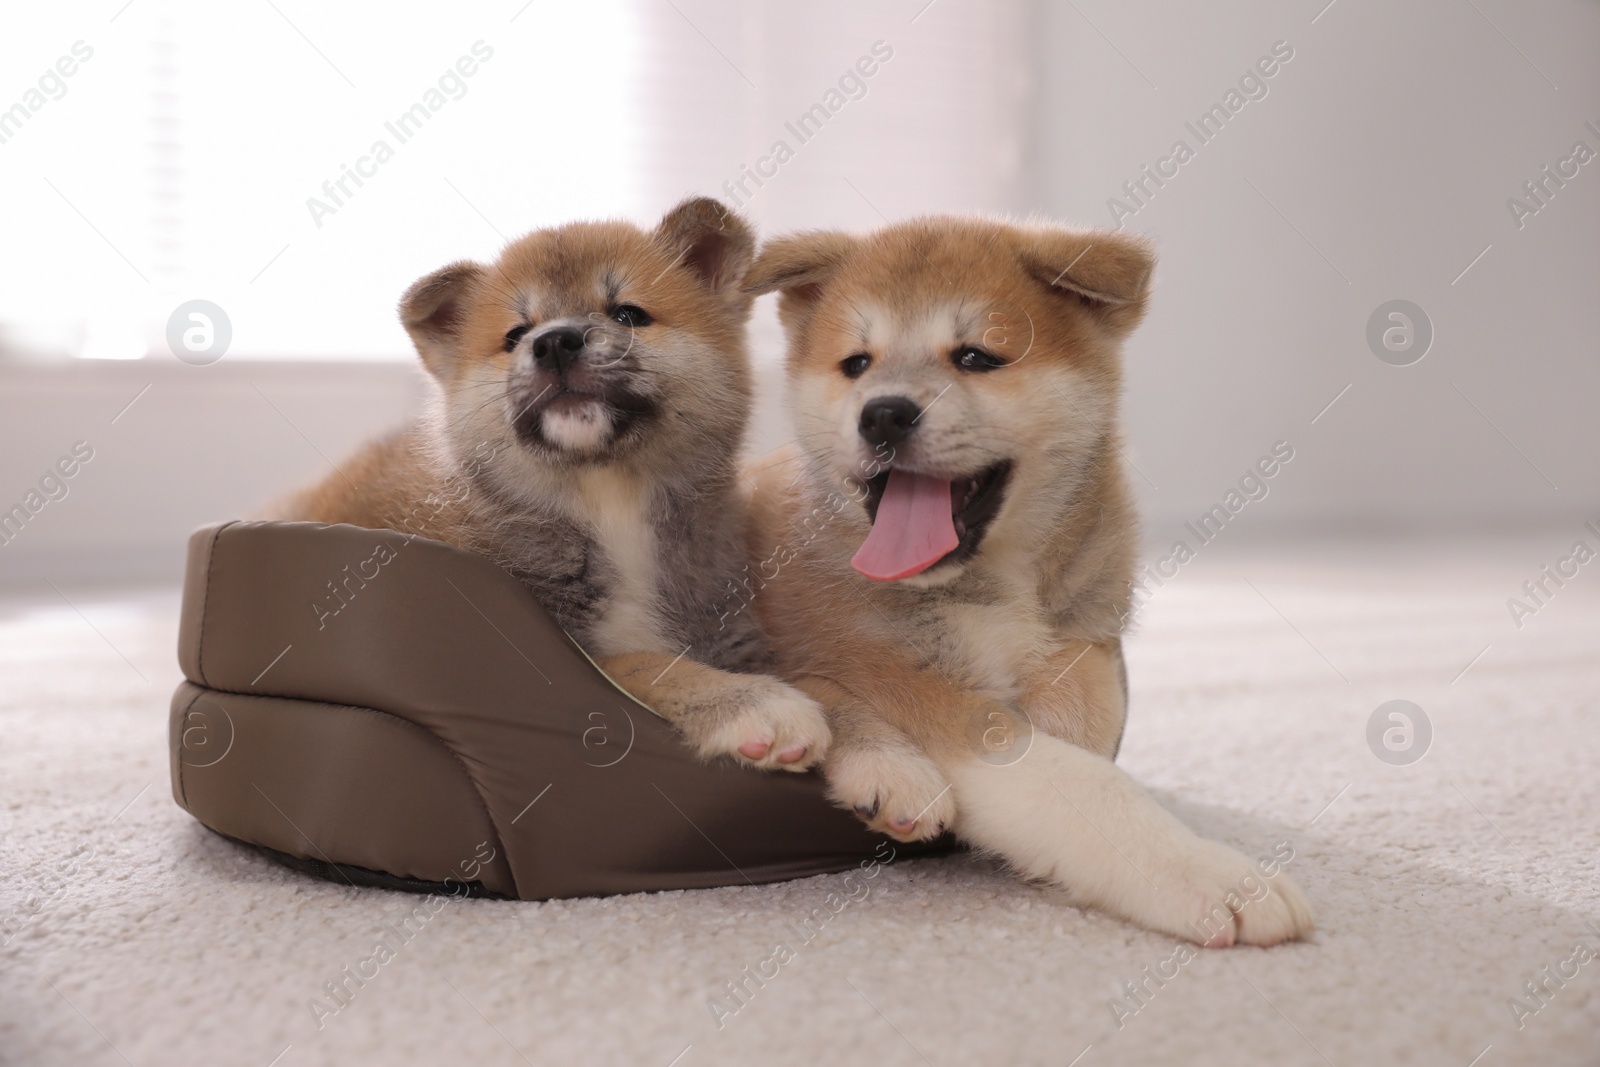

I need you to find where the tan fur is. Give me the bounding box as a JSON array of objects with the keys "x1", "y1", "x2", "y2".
[
  {"x1": 272, "y1": 198, "x2": 829, "y2": 772},
  {"x1": 743, "y1": 218, "x2": 1143, "y2": 763},
  {"x1": 744, "y1": 217, "x2": 1315, "y2": 945}
]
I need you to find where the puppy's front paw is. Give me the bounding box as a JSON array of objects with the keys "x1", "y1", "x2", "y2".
[
  {"x1": 693, "y1": 679, "x2": 831, "y2": 772},
  {"x1": 1148, "y1": 840, "x2": 1316, "y2": 948},
  {"x1": 826, "y1": 741, "x2": 955, "y2": 842}
]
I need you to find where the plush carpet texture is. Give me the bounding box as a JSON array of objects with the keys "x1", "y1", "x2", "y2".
[{"x1": 2, "y1": 533, "x2": 1597, "y2": 1066}]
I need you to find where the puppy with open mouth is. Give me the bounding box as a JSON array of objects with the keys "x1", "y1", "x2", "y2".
[
  {"x1": 743, "y1": 218, "x2": 1315, "y2": 945},
  {"x1": 274, "y1": 198, "x2": 829, "y2": 772}
]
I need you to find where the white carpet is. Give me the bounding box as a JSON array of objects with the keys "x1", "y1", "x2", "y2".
[{"x1": 3, "y1": 533, "x2": 1598, "y2": 1066}]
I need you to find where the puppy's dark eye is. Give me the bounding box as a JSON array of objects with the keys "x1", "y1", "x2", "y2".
[
  {"x1": 503, "y1": 324, "x2": 532, "y2": 352},
  {"x1": 841, "y1": 353, "x2": 872, "y2": 379},
  {"x1": 953, "y1": 345, "x2": 1006, "y2": 372},
  {"x1": 610, "y1": 304, "x2": 653, "y2": 328}
]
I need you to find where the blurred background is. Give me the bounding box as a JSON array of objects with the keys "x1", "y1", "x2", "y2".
[
  {"x1": 5, "y1": 6, "x2": 1600, "y2": 1063},
  {"x1": 1, "y1": 0, "x2": 1596, "y2": 585}
]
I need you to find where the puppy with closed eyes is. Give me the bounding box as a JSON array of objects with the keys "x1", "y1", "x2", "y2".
[
  {"x1": 743, "y1": 217, "x2": 1315, "y2": 945},
  {"x1": 275, "y1": 198, "x2": 829, "y2": 772}
]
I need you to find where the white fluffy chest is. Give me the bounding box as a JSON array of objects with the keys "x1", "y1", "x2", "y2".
[
  {"x1": 574, "y1": 469, "x2": 667, "y2": 655},
  {"x1": 936, "y1": 603, "x2": 1050, "y2": 696}
]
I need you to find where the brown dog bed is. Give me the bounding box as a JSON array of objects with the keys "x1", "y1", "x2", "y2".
[{"x1": 169, "y1": 521, "x2": 947, "y2": 899}]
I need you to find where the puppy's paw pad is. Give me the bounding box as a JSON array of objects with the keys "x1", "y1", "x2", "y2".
[
  {"x1": 698, "y1": 683, "x2": 830, "y2": 772},
  {"x1": 827, "y1": 743, "x2": 954, "y2": 842}
]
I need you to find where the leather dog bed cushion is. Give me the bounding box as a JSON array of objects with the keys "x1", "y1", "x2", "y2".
[{"x1": 169, "y1": 521, "x2": 943, "y2": 899}]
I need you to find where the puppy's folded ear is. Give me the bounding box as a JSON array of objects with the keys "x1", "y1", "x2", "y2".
[
  {"x1": 1019, "y1": 229, "x2": 1155, "y2": 335},
  {"x1": 654, "y1": 197, "x2": 756, "y2": 311},
  {"x1": 400, "y1": 261, "x2": 484, "y2": 378},
  {"x1": 744, "y1": 231, "x2": 858, "y2": 332}
]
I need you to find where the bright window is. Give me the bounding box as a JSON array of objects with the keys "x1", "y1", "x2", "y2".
[{"x1": 0, "y1": 0, "x2": 644, "y2": 360}]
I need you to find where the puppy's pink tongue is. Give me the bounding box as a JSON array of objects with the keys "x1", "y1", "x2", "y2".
[{"x1": 851, "y1": 469, "x2": 960, "y2": 581}]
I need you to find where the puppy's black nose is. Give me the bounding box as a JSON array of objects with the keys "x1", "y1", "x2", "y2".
[
  {"x1": 858, "y1": 396, "x2": 922, "y2": 449},
  {"x1": 531, "y1": 326, "x2": 585, "y2": 369}
]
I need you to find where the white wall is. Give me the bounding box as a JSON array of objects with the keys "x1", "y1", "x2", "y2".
[
  {"x1": 0, "y1": 360, "x2": 423, "y2": 585},
  {"x1": 1032, "y1": 0, "x2": 1600, "y2": 537}
]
